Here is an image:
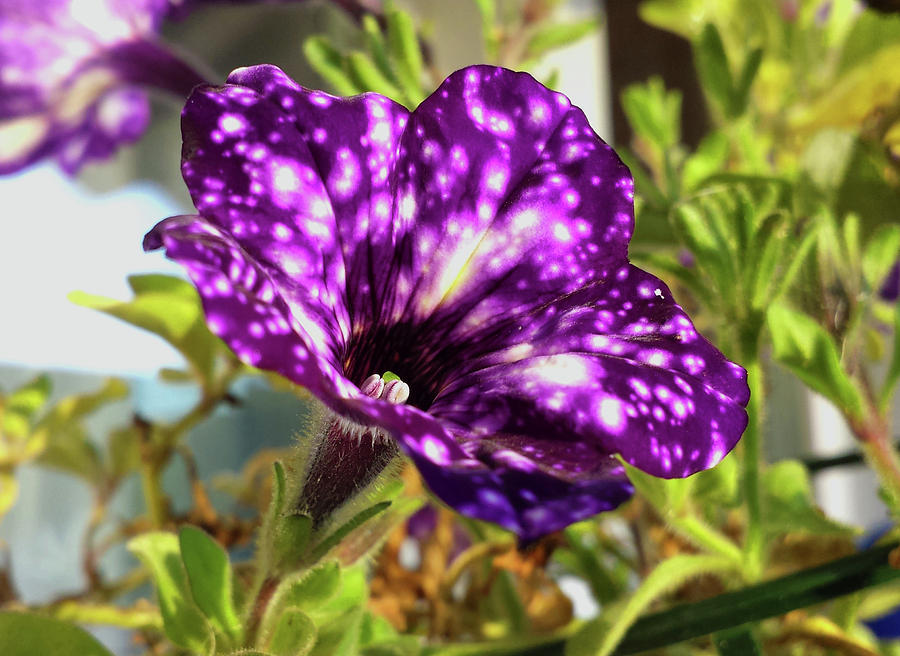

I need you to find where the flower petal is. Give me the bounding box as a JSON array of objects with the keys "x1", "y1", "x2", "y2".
[
  {"x1": 205, "y1": 64, "x2": 411, "y2": 330},
  {"x1": 390, "y1": 66, "x2": 634, "y2": 328},
  {"x1": 144, "y1": 214, "x2": 352, "y2": 403},
  {"x1": 430, "y1": 264, "x2": 749, "y2": 478},
  {"x1": 370, "y1": 404, "x2": 633, "y2": 540}
]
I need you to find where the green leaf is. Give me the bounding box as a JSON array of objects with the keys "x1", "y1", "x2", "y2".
[
  {"x1": 310, "y1": 500, "x2": 391, "y2": 562},
  {"x1": 881, "y1": 303, "x2": 900, "y2": 410},
  {"x1": 862, "y1": 224, "x2": 900, "y2": 292},
  {"x1": 732, "y1": 47, "x2": 762, "y2": 117},
  {"x1": 611, "y1": 542, "x2": 900, "y2": 654},
  {"x1": 31, "y1": 378, "x2": 128, "y2": 481},
  {"x1": 620, "y1": 76, "x2": 682, "y2": 151},
  {"x1": 361, "y1": 15, "x2": 394, "y2": 80},
  {"x1": 106, "y1": 426, "x2": 140, "y2": 478},
  {"x1": 179, "y1": 526, "x2": 242, "y2": 642},
  {"x1": 69, "y1": 277, "x2": 220, "y2": 382},
  {"x1": 385, "y1": 5, "x2": 425, "y2": 106},
  {"x1": 313, "y1": 566, "x2": 368, "y2": 622},
  {"x1": 0, "y1": 612, "x2": 115, "y2": 656},
  {"x1": 762, "y1": 460, "x2": 858, "y2": 538},
  {"x1": 801, "y1": 129, "x2": 857, "y2": 194},
  {"x1": 567, "y1": 554, "x2": 738, "y2": 656},
  {"x1": 693, "y1": 23, "x2": 735, "y2": 117},
  {"x1": 128, "y1": 532, "x2": 213, "y2": 653},
  {"x1": 524, "y1": 18, "x2": 599, "y2": 61},
  {"x1": 346, "y1": 51, "x2": 404, "y2": 102},
  {"x1": 303, "y1": 36, "x2": 359, "y2": 97},
  {"x1": 692, "y1": 450, "x2": 740, "y2": 507},
  {"x1": 268, "y1": 607, "x2": 317, "y2": 656},
  {"x1": 682, "y1": 131, "x2": 729, "y2": 190},
  {"x1": 280, "y1": 561, "x2": 342, "y2": 611},
  {"x1": 713, "y1": 626, "x2": 761, "y2": 655},
  {"x1": 638, "y1": 0, "x2": 712, "y2": 39},
  {"x1": 766, "y1": 303, "x2": 866, "y2": 419},
  {"x1": 310, "y1": 608, "x2": 364, "y2": 656},
  {"x1": 1, "y1": 374, "x2": 51, "y2": 439}
]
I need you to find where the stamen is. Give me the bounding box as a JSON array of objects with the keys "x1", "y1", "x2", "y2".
[
  {"x1": 361, "y1": 373, "x2": 385, "y2": 398},
  {"x1": 361, "y1": 373, "x2": 410, "y2": 405}
]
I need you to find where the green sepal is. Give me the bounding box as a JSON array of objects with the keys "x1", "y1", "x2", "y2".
[
  {"x1": 273, "y1": 513, "x2": 314, "y2": 572},
  {"x1": 310, "y1": 500, "x2": 391, "y2": 562},
  {"x1": 0, "y1": 612, "x2": 115, "y2": 656}
]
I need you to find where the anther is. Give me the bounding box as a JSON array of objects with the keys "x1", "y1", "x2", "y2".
[
  {"x1": 361, "y1": 373, "x2": 385, "y2": 399},
  {"x1": 361, "y1": 373, "x2": 410, "y2": 405}
]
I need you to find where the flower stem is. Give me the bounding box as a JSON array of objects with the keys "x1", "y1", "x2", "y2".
[
  {"x1": 857, "y1": 416, "x2": 900, "y2": 515},
  {"x1": 670, "y1": 516, "x2": 743, "y2": 567},
  {"x1": 135, "y1": 416, "x2": 166, "y2": 529},
  {"x1": 741, "y1": 358, "x2": 765, "y2": 580}
]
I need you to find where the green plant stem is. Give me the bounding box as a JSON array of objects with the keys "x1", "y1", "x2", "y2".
[
  {"x1": 858, "y1": 415, "x2": 900, "y2": 514},
  {"x1": 669, "y1": 516, "x2": 743, "y2": 566},
  {"x1": 741, "y1": 357, "x2": 764, "y2": 580}
]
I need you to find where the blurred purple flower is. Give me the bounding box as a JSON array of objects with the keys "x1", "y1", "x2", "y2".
[
  {"x1": 146, "y1": 65, "x2": 750, "y2": 539},
  {"x1": 881, "y1": 261, "x2": 900, "y2": 302},
  {"x1": 0, "y1": 0, "x2": 206, "y2": 175}
]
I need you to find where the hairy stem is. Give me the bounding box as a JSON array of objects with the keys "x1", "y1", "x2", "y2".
[{"x1": 741, "y1": 358, "x2": 765, "y2": 580}]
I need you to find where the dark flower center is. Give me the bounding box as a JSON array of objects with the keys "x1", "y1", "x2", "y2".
[{"x1": 343, "y1": 322, "x2": 445, "y2": 410}]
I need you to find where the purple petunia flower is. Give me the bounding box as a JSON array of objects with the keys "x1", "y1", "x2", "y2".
[
  {"x1": 882, "y1": 261, "x2": 900, "y2": 302},
  {"x1": 0, "y1": 0, "x2": 206, "y2": 174},
  {"x1": 145, "y1": 64, "x2": 750, "y2": 539}
]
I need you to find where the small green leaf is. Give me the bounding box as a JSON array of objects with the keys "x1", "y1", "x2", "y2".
[
  {"x1": 881, "y1": 303, "x2": 900, "y2": 410},
  {"x1": 280, "y1": 561, "x2": 342, "y2": 611},
  {"x1": 762, "y1": 460, "x2": 858, "y2": 538},
  {"x1": 179, "y1": 526, "x2": 242, "y2": 641},
  {"x1": 2, "y1": 375, "x2": 51, "y2": 439},
  {"x1": 361, "y1": 15, "x2": 393, "y2": 80},
  {"x1": 385, "y1": 5, "x2": 425, "y2": 106},
  {"x1": 863, "y1": 224, "x2": 900, "y2": 292},
  {"x1": 767, "y1": 304, "x2": 866, "y2": 420},
  {"x1": 313, "y1": 566, "x2": 368, "y2": 622},
  {"x1": 682, "y1": 131, "x2": 729, "y2": 190},
  {"x1": 128, "y1": 532, "x2": 213, "y2": 653},
  {"x1": 621, "y1": 76, "x2": 682, "y2": 152},
  {"x1": 303, "y1": 36, "x2": 359, "y2": 97},
  {"x1": 732, "y1": 47, "x2": 762, "y2": 117},
  {"x1": 346, "y1": 52, "x2": 404, "y2": 102},
  {"x1": 0, "y1": 612, "x2": 115, "y2": 656},
  {"x1": 310, "y1": 608, "x2": 364, "y2": 656},
  {"x1": 693, "y1": 23, "x2": 734, "y2": 117},
  {"x1": 524, "y1": 18, "x2": 599, "y2": 61},
  {"x1": 567, "y1": 554, "x2": 737, "y2": 656},
  {"x1": 268, "y1": 607, "x2": 316, "y2": 656}
]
